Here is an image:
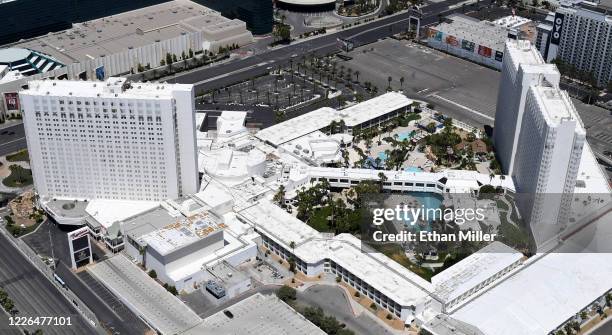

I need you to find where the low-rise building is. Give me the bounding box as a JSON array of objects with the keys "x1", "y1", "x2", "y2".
[
  {"x1": 1, "y1": 0, "x2": 253, "y2": 84},
  {"x1": 255, "y1": 92, "x2": 414, "y2": 147},
  {"x1": 427, "y1": 14, "x2": 512, "y2": 70}
]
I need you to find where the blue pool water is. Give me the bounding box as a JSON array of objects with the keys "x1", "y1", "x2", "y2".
[
  {"x1": 405, "y1": 166, "x2": 423, "y2": 173},
  {"x1": 377, "y1": 152, "x2": 388, "y2": 161},
  {"x1": 397, "y1": 130, "x2": 416, "y2": 141},
  {"x1": 400, "y1": 192, "x2": 443, "y2": 230}
]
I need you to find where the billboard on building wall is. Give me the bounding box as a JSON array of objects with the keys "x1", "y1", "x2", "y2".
[
  {"x1": 68, "y1": 227, "x2": 92, "y2": 270},
  {"x1": 445, "y1": 35, "x2": 459, "y2": 47},
  {"x1": 4, "y1": 92, "x2": 19, "y2": 111},
  {"x1": 461, "y1": 39, "x2": 475, "y2": 52},
  {"x1": 428, "y1": 28, "x2": 438, "y2": 38},
  {"x1": 495, "y1": 50, "x2": 504, "y2": 62},
  {"x1": 478, "y1": 45, "x2": 492, "y2": 58},
  {"x1": 550, "y1": 12, "x2": 565, "y2": 45}
]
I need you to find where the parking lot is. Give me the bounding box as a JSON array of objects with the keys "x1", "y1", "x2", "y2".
[
  {"x1": 341, "y1": 38, "x2": 501, "y2": 126},
  {"x1": 200, "y1": 68, "x2": 327, "y2": 111}
]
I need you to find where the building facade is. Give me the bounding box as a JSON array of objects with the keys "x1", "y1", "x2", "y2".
[
  {"x1": 493, "y1": 40, "x2": 560, "y2": 174},
  {"x1": 512, "y1": 84, "x2": 585, "y2": 241},
  {"x1": 541, "y1": 3, "x2": 612, "y2": 87},
  {"x1": 20, "y1": 77, "x2": 199, "y2": 202},
  {"x1": 426, "y1": 14, "x2": 511, "y2": 70}
]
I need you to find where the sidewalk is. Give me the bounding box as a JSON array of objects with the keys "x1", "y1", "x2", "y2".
[{"x1": 0, "y1": 119, "x2": 22, "y2": 130}]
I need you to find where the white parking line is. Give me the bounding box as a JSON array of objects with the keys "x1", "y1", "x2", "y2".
[{"x1": 429, "y1": 94, "x2": 494, "y2": 121}]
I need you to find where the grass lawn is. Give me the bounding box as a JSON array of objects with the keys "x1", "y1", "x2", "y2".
[
  {"x1": 2, "y1": 165, "x2": 33, "y2": 187},
  {"x1": 6, "y1": 221, "x2": 41, "y2": 237},
  {"x1": 6, "y1": 149, "x2": 29, "y2": 162}
]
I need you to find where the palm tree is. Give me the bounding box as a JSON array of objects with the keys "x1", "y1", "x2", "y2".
[
  {"x1": 387, "y1": 76, "x2": 393, "y2": 90},
  {"x1": 400, "y1": 76, "x2": 405, "y2": 90}
]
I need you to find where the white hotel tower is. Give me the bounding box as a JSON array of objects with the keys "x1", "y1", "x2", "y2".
[
  {"x1": 513, "y1": 84, "x2": 585, "y2": 240},
  {"x1": 493, "y1": 40, "x2": 560, "y2": 174},
  {"x1": 494, "y1": 41, "x2": 586, "y2": 246},
  {"x1": 20, "y1": 77, "x2": 199, "y2": 202}
]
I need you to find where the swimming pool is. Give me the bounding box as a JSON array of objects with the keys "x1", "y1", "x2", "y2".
[
  {"x1": 405, "y1": 166, "x2": 423, "y2": 173},
  {"x1": 400, "y1": 192, "x2": 443, "y2": 230},
  {"x1": 397, "y1": 130, "x2": 416, "y2": 141},
  {"x1": 377, "y1": 152, "x2": 388, "y2": 161}
]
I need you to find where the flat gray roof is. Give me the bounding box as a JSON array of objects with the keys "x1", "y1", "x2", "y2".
[
  {"x1": 88, "y1": 254, "x2": 203, "y2": 334},
  {"x1": 5, "y1": 0, "x2": 242, "y2": 64},
  {"x1": 45, "y1": 199, "x2": 89, "y2": 219},
  {"x1": 122, "y1": 207, "x2": 176, "y2": 242}
]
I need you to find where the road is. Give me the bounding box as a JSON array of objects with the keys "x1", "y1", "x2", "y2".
[
  {"x1": 591, "y1": 317, "x2": 612, "y2": 335},
  {"x1": 0, "y1": 123, "x2": 26, "y2": 157},
  {"x1": 0, "y1": 232, "x2": 94, "y2": 335},
  {"x1": 169, "y1": 0, "x2": 469, "y2": 92},
  {"x1": 22, "y1": 221, "x2": 149, "y2": 335}
]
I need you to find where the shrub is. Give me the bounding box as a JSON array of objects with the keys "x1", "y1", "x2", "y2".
[{"x1": 277, "y1": 285, "x2": 297, "y2": 302}]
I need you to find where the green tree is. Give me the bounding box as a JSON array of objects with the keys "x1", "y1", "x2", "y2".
[
  {"x1": 148, "y1": 270, "x2": 157, "y2": 279},
  {"x1": 276, "y1": 285, "x2": 297, "y2": 302},
  {"x1": 273, "y1": 185, "x2": 286, "y2": 206}
]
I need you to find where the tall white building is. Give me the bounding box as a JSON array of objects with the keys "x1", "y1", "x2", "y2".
[
  {"x1": 513, "y1": 84, "x2": 585, "y2": 242},
  {"x1": 20, "y1": 77, "x2": 199, "y2": 202},
  {"x1": 537, "y1": 3, "x2": 612, "y2": 87},
  {"x1": 493, "y1": 40, "x2": 560, "y2": 174}
]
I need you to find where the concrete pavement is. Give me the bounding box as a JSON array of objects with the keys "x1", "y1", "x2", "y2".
[
  {"x1": 22, "y1": 221, "x2": 149, "y2": 335},
  {"x1": 0, "y1": 232, "x2": 94, "y2": 335}
]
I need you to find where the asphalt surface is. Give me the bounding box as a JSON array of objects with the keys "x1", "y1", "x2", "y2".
[
  {"x1": 591, "y1": 316, "x2": 612, "y2": 335},
  {"x1": 169, "y1": 0, "x2": 470, "y2": 91},
  {"x1": 22, "y1": 221, "x2": 149, "y2": 335},
  {"x1": 0, "y1": 232, "x2": 94, "y2": 335},
  {"x1": 297, "y1": 284, "x2": 394, "y2": 335},
  {"x1": 0, "y1": 123, "x2": 26, "y2": 157}
]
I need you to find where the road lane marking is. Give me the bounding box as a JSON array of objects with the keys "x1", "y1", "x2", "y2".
[{"x1": 428, "y1": 94, "x2": 494, "y2": 121}]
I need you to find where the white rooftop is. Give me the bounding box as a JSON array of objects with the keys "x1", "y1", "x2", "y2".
[
  {"x1": 85, "y1": 199, "x2": 159, "y2": 229},
  {"x1": 433, "y1": 14, "x2": 509, "y2": 51},
  {"x1": 337, "y1": 92, "x2": 413, "y2": 127},
  {"x1": 89, "y1": 254, "x2": 202, "y2": 334},
  {"x1": 452, "y1": 253, "x2": 612, "y2": 335},
  {"x1": 140, "y1": 212, "x2": 225, "y2": 255},
  {"x1": 431, "y1": 242, "x2": 523, "y2": 304},
  {"x1": 21, "y1": 77, "x2": 192, "y2": 100},
  {"x1": 531, "y1": 86, "x2": 585, "y2": 130},
  {"x1": 10, "y1": 0, "x2": 251, "y2": 65},
  {"x1": 216, "y1": 111, "x2": 247, "y2": 138},
  {"x1": 237, "y1": 200, "x2": 434, "y2": 307},
  {"x1": 505, "y1": 40, "x2": 545, "y2": 72},
  {"x1": 297, "y1": 166, "x2": 515, "y2": 193},
  {"x1": 255, "y1": 107, "x2": 339, "y2": 146},
  {"x1": 255, "y1": 92, "x2": 413, "y2": 146},
  {"x1": 493, "y1": 15, "x2": 532, "y2": 29}
]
